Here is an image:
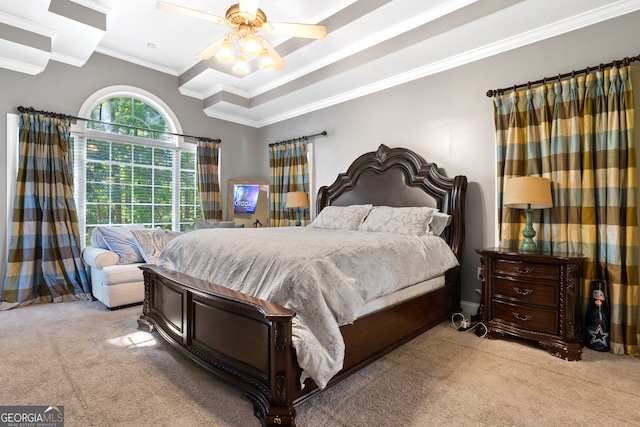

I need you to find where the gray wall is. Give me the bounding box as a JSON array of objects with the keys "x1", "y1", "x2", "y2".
[
  {"x1": 1, "y1": 11, "x2": 639, "y2": 309},
  {"x1": 0, "y1": 53, "x2": 257, "y2": 281},
  {"x1": 259, "y1": 11, "x2": 640, "y2": 308}
]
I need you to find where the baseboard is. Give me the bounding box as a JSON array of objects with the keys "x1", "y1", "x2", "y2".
[{"x1": 460, "y1": 300, "x2": 480, "y2": 318}]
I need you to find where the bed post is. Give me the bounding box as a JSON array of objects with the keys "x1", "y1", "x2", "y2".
[
  {"x1": 247, "y1": 317, "x2": 299, "y2": 427},
  {"x1": 448, "y1": 175, "x2": 467, "y2": 263}
]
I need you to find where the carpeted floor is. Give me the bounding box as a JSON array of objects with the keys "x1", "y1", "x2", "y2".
[{"x1": 1, "y1": 300, "x2": 638, "y2": 426}]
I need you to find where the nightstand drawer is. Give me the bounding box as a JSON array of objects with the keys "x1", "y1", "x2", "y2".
[
  {"x1": 492, "y1": 300, "x2": 558, "y2": 335},
  {"x1": 493, "y1": 259, "x2": 559, "y2": 281},
  {"x1": 493, "y1": 278, "x2": 558, "y2": 307}
]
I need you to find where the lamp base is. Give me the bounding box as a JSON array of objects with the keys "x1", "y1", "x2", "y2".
[
  {"x1": 295, "y1": 208, "x2": 301, "y2": 226},
  {"x1": 520, "y1": 205, "x2": 539, "y2": 252},
  {"x1": 520, "y1": 238, "x2": 538, "y2": 252}
]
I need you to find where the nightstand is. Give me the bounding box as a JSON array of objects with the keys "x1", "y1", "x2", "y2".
[{"x1": 476, "y1": 247, "x2": 584, "y2": 360}]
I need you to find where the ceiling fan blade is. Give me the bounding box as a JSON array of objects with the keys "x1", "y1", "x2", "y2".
[
  {"x1": 265, "y1": 22, "x2": 327, "y2": 39},
  {"x1": 196, "y1": 37, "x2": 226, "y2": 60},
  {"x1": 156, "y1": 1, "x2": 227, "y2": 25},
  {"x1": 239, "y1": 0, "x2": 260, "y2": 20},
  {"x1": 258, "y1": 37, "x2": 286, "y2": 70}
]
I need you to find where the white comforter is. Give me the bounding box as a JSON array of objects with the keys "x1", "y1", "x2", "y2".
[{"x1": 156, "y1": 227, "x2": 459, "y2": 388}]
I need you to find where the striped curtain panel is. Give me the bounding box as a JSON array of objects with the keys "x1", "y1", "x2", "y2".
[
  {"x1": 1, "y1": 113, "x2": 90, "y2": 310},
  {"x1": 494, "y1": 65, "x2": 639, "y2": 356},
  {"x1": 197, "y1": 139, "x2": 222, "y2": 221},
  {"x1": 269, "y1": 140, "x2": 309, "y2": 227}
]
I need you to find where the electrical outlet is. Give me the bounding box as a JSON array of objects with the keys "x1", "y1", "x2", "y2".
[{"x1": 477, "y1": 266, "x2": 482, "y2": 280}]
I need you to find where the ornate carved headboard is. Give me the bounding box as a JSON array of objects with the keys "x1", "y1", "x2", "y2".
[{"x1": 316, "y1": 144, "x2": 467, "y2": 261}]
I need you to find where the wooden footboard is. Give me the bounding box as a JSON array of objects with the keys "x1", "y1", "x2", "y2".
[
  {"x1": 137, "y1": 264, "x2": 302, "y2": 425},
  {"x1": 138, "y1": 264, "x2": 460, "y2": 426}
]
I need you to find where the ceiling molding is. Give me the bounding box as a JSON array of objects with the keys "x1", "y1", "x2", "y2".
[
  {"x1": 3, "y1": 0, "x2": 640, "y2": 126},
  {"x1": 48, "y1": 0, "x2": 107, "y2": 31},
  {"x1": 0, "y1": 0, "x2": 107, "y2": 74},
  {"x1": 94, "y1": 45, "x2": 180, "y2": 76},
  {"x1": 0, "y1": 21, "x2": 51, "y2": 52},
  {"x1": 0, "y1": 20, "x2": 51, "y2": 75}
]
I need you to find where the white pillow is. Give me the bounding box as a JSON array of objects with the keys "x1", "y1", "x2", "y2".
[
  {"x1": 428, "y1": 212, "x2": 452, "y2": 236},
  {"x1": 308, "y1": 204, "x2": 373, "y2": 231},
  {"x1": 358, "y1": 206, "x2": 439, "y2": 235},
  {"x1": 91, "y1": 225, "x2": 146, "y2": 265},
  {"x1": 130, "y1": 228, "x2": 169, "y2": 264}
]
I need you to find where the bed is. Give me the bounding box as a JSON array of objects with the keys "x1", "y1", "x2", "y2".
[{"x1": 137, "y1": 144, "x2": 467, "y2": 426}]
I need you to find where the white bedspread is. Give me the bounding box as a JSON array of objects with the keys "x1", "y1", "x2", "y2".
[{"x1": 156, "y1": 227, "x2": 459, "y2": 388}]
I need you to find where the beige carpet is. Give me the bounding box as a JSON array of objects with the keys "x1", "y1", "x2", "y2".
[{"x1": 1, "y1": 300, "x2": 638, "y2": 427}]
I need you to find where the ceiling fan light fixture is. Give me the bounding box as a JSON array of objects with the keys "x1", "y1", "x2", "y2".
[
  {"x1": 243, "y1": 33, "x2": 262, "y2": 56},
  {"x1": 233, "y1": 53, "x2": 249, "y2": 74},
  {"x1": 217, "y1": 38, "x2": 235, "y2": 62},
  {"x1": 159, "y1": 1, "x2": 327, "y2": 74},
  {"x1": 260, "y1": 50, "x2": 274, "y2": 69}
]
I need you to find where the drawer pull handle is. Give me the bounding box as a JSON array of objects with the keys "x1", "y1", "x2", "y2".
[
  {"x1": 514, "y1": 266, "x2": 533, "y2": 274},
  {"x1": 513, "y1": 287, "x2": 533, "y2": 296},
  {"x1": 512, "y1": 312, "x2": 533, "y2": 322}
]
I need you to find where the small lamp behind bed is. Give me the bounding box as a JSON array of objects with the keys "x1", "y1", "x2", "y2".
[{"x1": 285, "y1": 192, "x2": 309, "y2": 226}]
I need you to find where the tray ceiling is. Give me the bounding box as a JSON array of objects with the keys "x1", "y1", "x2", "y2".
[{"x1": 2, "y1": 0, "x2": 639, "y2": 127}]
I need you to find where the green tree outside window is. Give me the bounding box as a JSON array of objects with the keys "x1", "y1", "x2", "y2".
[{"x1": 79, "y1": 96, "x2": 202, "y2": 245}]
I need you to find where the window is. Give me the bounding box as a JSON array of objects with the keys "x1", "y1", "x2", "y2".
[{"x1": 74, "y1": 90, "x2": 202, "y2": 246}]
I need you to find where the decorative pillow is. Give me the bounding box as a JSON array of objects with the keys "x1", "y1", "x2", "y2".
[
  {"x1": 428, "y1": 212, "x2": 452, "y2": 236},
  {"x1": 308, "y1": 204, "x2": 373, "y2": 231},
  {"x1": 193, "y1": 219, "x2": 236, "y2": 230},
  {"x1": 130, "y1": 228, "x2": 169, "y2": 264},
  {"x1": 90, "y1": 227, "x2": 111, "y2": 249},
  {"x1": 163, "y1": 230, "x2": 183, "y2": 241},
  {"x1": 358, "y1": 206, "x2": 439, "y2": 235},
  {"x1": 91, "y1": 225, "x2": 146, "y2": 265}
]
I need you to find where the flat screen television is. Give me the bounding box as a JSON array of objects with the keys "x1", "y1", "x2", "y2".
[{"x1": 233, "y1": 184, "x2": 261, "y2": 214}]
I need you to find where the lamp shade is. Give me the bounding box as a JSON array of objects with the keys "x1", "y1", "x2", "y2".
[
  {"x1": 285, "y1": 192, "x2": 309, "y2": 209},
  {"x1": 503, "y1": 176, "x2": 553, "y2": 209}
]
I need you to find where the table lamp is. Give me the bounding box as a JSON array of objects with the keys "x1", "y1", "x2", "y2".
[
  {"x1": 285, "y1": 191, "x2": 309, "y2": 226},
  {"x1": 503, "y1": 176, "x2": 553, "y2": 252}
]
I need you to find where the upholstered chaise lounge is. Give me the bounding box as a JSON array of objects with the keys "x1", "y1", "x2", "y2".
[
  {"x1": 82, "y1": 220, "x2": 236, "y2": 309},
  {"x1": 82, "y1": 246, "x2": 145, "y2": 309}
]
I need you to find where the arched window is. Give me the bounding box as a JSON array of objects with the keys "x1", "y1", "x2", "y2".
[{"x1": 73, "y1": 87, "x2": 202, "y2": 245}]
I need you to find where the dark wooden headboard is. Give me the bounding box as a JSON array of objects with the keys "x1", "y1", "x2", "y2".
[{"x1": 316, "y1": 144, "x2": 467, "y2": 262}]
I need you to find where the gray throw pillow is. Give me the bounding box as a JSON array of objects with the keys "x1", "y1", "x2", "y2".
[
  {"x1": 91, "y1": 225, "x2": 146, "y2": 265},
  {"x1": 193, "y1": 219, "x2": 236, "y2": 229}
]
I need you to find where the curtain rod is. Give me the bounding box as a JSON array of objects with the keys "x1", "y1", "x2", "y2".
[
  {"x1": 485, "y1": 54, "x2": 640, "y2": 97},
  {"x1": 16, "y1": 106, "x2": 221, "y2": 143},
  {"x1": 269, "y1": 130, "x2": 327, "y2": 147}
]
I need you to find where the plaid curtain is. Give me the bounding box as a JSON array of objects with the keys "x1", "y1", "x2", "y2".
[
  {"x1": 269, "y1": 140, "x2": 309, "y2": 227},
  {"x1": 1, "y1": 113, "x2": 90, "y2": 309},
  {"x1": 197, "y1": 139, "x2": 222, "y2": 221},
  {"x1": 494, "y1": 65, "x2": 639, "y2": 356}
]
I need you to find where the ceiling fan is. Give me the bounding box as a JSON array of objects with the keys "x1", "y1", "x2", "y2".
[{"x1": 156, "y1": 0, "x2": 327, "y2": 72}]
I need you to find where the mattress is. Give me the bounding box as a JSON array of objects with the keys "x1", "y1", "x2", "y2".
[{"x1": 360, "y1": 275, "x2": 445, "y2": 317}]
